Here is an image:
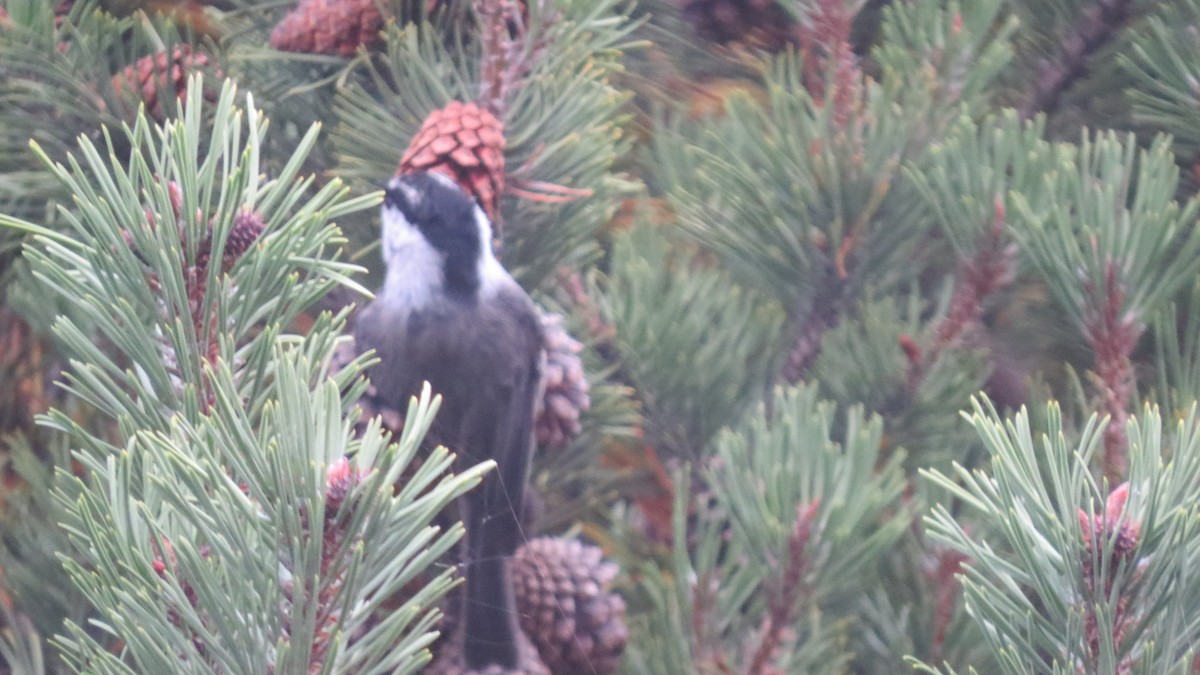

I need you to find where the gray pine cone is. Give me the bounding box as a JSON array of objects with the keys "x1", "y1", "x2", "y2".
[
  {"x1": 511, "y1": 537, "x2": 627, "y2": 675},
  {"x1": 535, "y1": 314, "x2": 590, "y2": 452}
]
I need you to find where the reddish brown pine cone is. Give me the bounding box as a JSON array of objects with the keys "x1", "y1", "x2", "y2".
[
  {"x1": 681, "y1": 0, "x2": 796, "y2": 49},
  {"x1": 1079, "y1": 482, "x2": 1142, "y2": 574},
  {"x1": 535, "y1": 313, "x2": 590, "y2": 451},
  {"x1": 196, "y1": 208, "x2": 266, "y2": 274},
  {"x1": 397, "y1": 101, "x2": 506, "y2": 222},
  {"x1": 112, "y1": 45, "x2": 213, "y2": 121},
  {"x1": 269, "y1": 0, "x2": 385, "y2": 57},
  {"x1": 221, "y1": 208, "x2": 266, "y2": 271},
  {"x1": 511, "y1": 537, "x2": 627, "y2": 675}
]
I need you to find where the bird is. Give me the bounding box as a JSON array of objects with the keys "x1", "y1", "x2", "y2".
[{"x1": 354, "y1": 171, "x2": 544, "y2": 670}]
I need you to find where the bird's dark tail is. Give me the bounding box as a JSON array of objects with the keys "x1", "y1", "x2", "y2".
[
  {"x1": 461, "y1": 456, "x2": 527, "y2": 668},
  {"x1": 462, "y1": 551, "x2": 521, "y2": 668}
]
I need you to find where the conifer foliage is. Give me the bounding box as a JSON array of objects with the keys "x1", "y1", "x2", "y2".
[{"x1": 6, "y1": 0, "x2": 1200, "y2": 674}]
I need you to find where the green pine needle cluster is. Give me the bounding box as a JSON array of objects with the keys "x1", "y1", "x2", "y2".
[
  {"x1": 8, "y1": 0, "x2": 1200, "y2": 673},
  {"x1": 2, "y1": 78, "x2": 478, "y2": 674}
]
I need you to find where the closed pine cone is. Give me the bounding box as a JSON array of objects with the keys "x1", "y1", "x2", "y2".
[
  {"x1": 269, "y1": 0, "x2": 384, "y2": 57},
  {"x1": 196, "y1": 208, "x2": 266, "y2": 274},
  {"x1": 112, "y1": 45, "x2": 212, "y2": 120},
  {"x1": 397, "y1": 100, "x2": 506, "y2": 222},
  {"x1": 511, "y1": 537, "x2": 627, "y2": 675},
  {"x1": 535, "y1": 313, "x2": 590, "y2": 452}
]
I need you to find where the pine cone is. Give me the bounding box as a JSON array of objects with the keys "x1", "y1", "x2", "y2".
[
  {"x1": 219, "y1": 208, "x2": 266, "y2": 272},
  {"x1": 196, "y1": 208, "x2": 266, "y2": 274},
  {"x1": 112, "y1": 45, "x2": 211, "y2": 121},
  {"x1": 398, "y1": 101, "x2": 506, "y2": 221},
  {"x1": 511, "y1": 537, "x2": 627, "y2": 675},
  {"x1": 535, "y1": 313, "x2": 590, "y2": 452},
  {"x1": 269, "y1": 0, "x2": 384, "y2": 57},
  {"x1": 681, "y1": 0, "x2": 795, "y2": 49}
]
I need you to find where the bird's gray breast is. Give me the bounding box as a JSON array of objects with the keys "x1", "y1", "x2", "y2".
[
  {"x1": 356, "y1": 301, "x2": 458, "y2": 412},
  {"x1": 354, "y1": 288, "x2": 543, "y2": 426}
]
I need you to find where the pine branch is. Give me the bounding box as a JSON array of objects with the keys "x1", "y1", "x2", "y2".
[
  {"x1": 1121, "y1": 0, "x2": 1200, "y2": 161},
  {"x1": 854, "y1": 514, "x2": 990, "y2": 673},
  {"x1": 591, "y1": 223, "x2": 785, "y2": 457},
  {"x1": 624, "y1": 384, "x2": 910, "y2": 675},
  {"x1": 1016, "y1": 0, "x2": 1135, "y2": 119},
  {"x1": 0, "y1": 0, "x2": 227, "y2": 319},
  {"x1": 474, "y1": 0, "x2": 542, "y2": 118},
  {"x1": 744, "y1": 499, "x2": 819, "y2": 675},
  {"x1": 652, "y1": 2, "x2": 1011, "y2": 385},
  {"x1": 909, "y1": 202, "x2": 1014, "y2": 388},
  {"x1": 901, "y1": 111, "x2": 1054, "y2": 399},
  {"x1": 921, "y1": 398, "x2": 1200, "y2": 674},
  {"x1": 873, "y1": 0, "x2": 1014, "y2": 125},
  {"x1": 780, "y1": 265, "x2": 849, "y2": 383},
  {"x1": 7, "y1": 78, "x2": 373, "y2": 437},
  {"x1": 1010, "y1": 132, "x2": 1200, "y2": 482},
  {"x1": 330, "y1": 0, "x2": 639, "y2": 290},
  {"x1": 0, "y1": 77, "x2": 481, "y2": 673},
  {"x1": 0, "y1": 2, "x2": 221, "y2": 160}
]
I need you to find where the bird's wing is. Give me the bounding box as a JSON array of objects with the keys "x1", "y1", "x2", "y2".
[
  {"x1": 458, "y1": 296, "x2": 543, "y2": 560},
  {"x1": 354, "y1": 302, "x2": 415, "y2": 413}
]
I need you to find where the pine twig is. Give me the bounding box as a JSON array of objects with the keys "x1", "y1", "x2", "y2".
[
  {"x1": 1084, "y1": 261, "x2": 1140, "y2": 483},
  {"x1": 744, "y1": 500, "x2": 819, "y2": 675},
  {"x1": 796, "y1": 0, "x2": 862, "y2": 123},
  {"x1": 904, "y1": 197, "x2": 1016, "y2": 393},
  {"x1": 476, "y1": 0, "x2": 557, "y2": 118},
  {"x1": 558, "y1": 266, "x2": 616, "y2": 349},
  {"x1": 1017, "y1": 0, "x2": 1134, "y2": 119},
  {"x1": 922, "y1": 543, "x2": 970, "y2": 664},
  {"x1": 781, "y1": 266, "x2": 846, "y2": 383}
]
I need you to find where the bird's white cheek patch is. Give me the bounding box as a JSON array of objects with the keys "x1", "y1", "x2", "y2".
[
  {"x1": 382, "y1": 209, "x2": 424, "y2": 256},
  {"x1": 381, "y1": 207, "x2": 446, "y2": 308},
  {"x1": 473, "y1": 205, "x2": 510, "y2": 298}
]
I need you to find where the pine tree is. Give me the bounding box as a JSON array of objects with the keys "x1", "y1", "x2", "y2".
[{"x1": 6, "y1": 0, "x2": 1200, "y2": 674}]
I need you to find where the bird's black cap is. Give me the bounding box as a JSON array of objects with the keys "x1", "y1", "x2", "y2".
[{"x1": 384, "y1": 172, "x2": 485, "y2": 297}]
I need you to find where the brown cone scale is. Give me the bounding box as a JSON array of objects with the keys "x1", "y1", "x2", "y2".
[
  {"x1": 197, "y1": 208, "x2": 266, "y2": 274},
  {"x1": 112, "y1": 45, "x2": 212, "y2": 121},
  {"x1": 398, "y1": 101, "x2": 506, "y2": 222},
  {"x1": 511, "y1": 537, "x2": 627, "y2": 675},
  {"x1": 269, "y1": 0, "x2": 384, "y2": 58},
  {"x1": 536, "y1": 313, "x2": 590, "y2": 451}
]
